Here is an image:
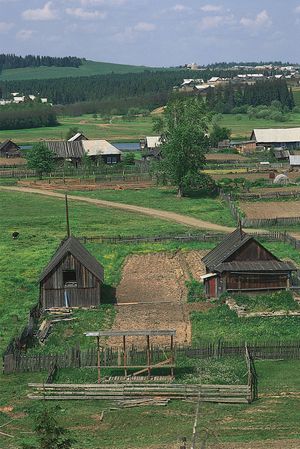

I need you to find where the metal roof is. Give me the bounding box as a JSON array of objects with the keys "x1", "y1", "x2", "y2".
[
  {"x1": 82, "y1": 140, "x2": 122, "y2": 156},
  {"x1": 146, "y1": 136, "x2": 161, "y2": 149},
  {"x1": 214, "y1": 260, "x2": 296, "y2": 273},
  {"x1": 202, "y1": 228, "x2": 252, "y2": 271},
  {"x1": 252, "y1": 128, "x2": 300, "y2": 143},
  {"x1": 44, "y1": 141, "x2": 85, "y2": 159},
  {"x1": 39, "y1": 236, "x2": 104, "y2": 283},
  {"x1": 289, "y1": 155, "x2": 300, "y2": 165}
]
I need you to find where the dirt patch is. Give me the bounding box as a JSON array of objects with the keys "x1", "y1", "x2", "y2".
[
  {"x1": 110, "y1": 251, "x2": 207, "y2": 346},
  {"x1": 18, "y1": 179, "x2": 155, "y2": 191},
  {"x1": 0, "y1": 406, "x2": 14, "y2": 414},
  {"x1": 206, "y1": 154, "x2": 248, "y2": 161},
  {"x1": 0, "y1": 157, "x2": 26, "y2": 166},
  {"x1": 240, "y1": 200, "x2": 300, "y2": 219}
]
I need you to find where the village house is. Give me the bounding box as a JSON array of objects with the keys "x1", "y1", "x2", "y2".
[
  {"x1": 231, "y1": 140, "x2": 257, "y2": 155},
  {"x1": 39, "y1": 235, "x2": 104, "y2": 310},
  {"x1": 251, "y1": 128, "x2": 300, "y2": 150},
  {"x1": 202, "y1": 228, "x2": 296, "y2": 298},
  {"x1": 0, "y1": 139, "x2": 21, "y2": 158},
  {"x1": 44, "y1": 140, "x2": 122, "y2": 165}
]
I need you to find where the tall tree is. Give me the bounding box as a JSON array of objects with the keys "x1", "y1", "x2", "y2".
[
  {"x1": 154, "y1": 96, "x2": 211, "y2": 197},
  {"x1": 26, "y1": 143, "x2": 56, "y2": 179}
]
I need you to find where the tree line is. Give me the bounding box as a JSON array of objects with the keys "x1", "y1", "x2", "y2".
[
  {"x1": 0, "y1": 54, "x2": 82, "y2": 73},
  {"x1": 206, "y1": 79, "x2": 295, "y2": 113},
  {"x1": 0, "y1": 103, "x2": 58, "y2": 130}
]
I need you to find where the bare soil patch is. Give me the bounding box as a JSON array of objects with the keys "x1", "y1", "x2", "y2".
[
  {"x1": 18, "y1": 179, "x2": 154, "y2": 191},
  {"x1": 110, "y1": 251, "x2": 207, "y2": 346},
  {"x1": 240, "y1": 200, "x2": 300, "y2": 219},
  {"x1": 0, "y1": 157, "x2": 26, "y2": 166}
]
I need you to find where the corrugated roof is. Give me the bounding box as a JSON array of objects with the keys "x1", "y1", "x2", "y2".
[
  {"x1": 45, "y1": 141, "x2": 85, "y2": 159},
  {"x1": 202, "y1": 228, "x2": 253, "y2": 271},
  {"x1": 214, "y1": 260, "x2": 296, "y2": 273},
  {"x1": 289, "y1": 155, "x2": 300, "y2": 165},
  {"x1": 252, "y1": 128, "x2": 300, "y2": 143},
  {"x1": 146, "y1": 136, "x2": 161, "y2": 149},
  {"x1": 39, "y1": 236, "x2": 104, "y2": 283},
  {"x1": 82, "y1": 140, "x2": 122, "y2": 156}
]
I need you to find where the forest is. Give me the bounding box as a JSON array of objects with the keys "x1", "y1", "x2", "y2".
[
  {"x1": 206, "y1": 79, "x2": 295, "y2": 113},
  {"x1": 0, "y1": 103, "x2": 58, "y2": 130},
  {"x1": 0, "y1": 54, "x2": 82, "y2": 73}
]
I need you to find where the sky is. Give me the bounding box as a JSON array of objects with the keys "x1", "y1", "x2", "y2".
[{"x1": 1, "y1": 0, "x2": 300, "y2": 67}]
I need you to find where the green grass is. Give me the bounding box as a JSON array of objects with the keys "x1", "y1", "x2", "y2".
[
  {"x1": 0, "y1": 114, "x2": 155, "y2": 144},
  {"x1": 70, "y1": 187, "x2": 236, "y2": 228},
  {"x1": 233, "y1": 291, "x2": 300, "y2": 313},
  {"x1": 0, "y1": 60, "x2": 160, "y2": 81}
]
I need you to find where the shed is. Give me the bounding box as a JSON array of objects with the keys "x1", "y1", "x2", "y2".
[
  {"x1": 289, "y1": 155, "x2": 300, "y2": 168},
  {"x1": 44, "y1": 141, "x2": 85, "y2": 166},
  {"x1": 0, "y1": 140, "x2": 21, "y2": 158},
  {"x1": 202, "y1": 228, "x2": 295, "y2": 298},
  {"x1": 251, "y1": 128, "x2": 300, "y2": 150},
  {"x1": 39, "y1": 236, "x2": 104, "y2": 309}
]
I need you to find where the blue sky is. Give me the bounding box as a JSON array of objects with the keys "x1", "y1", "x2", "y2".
[{"x1": 0, "y1": 0, "x2": 300, "y2": 66}]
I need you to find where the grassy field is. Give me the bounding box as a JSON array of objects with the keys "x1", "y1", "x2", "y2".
[
  {"x1": 1, "y1": 190, "x2": 300, "y2": 448},
  {"x1": 0, "y1": 60, "x2": 160, "y2": 81},
  {"x1": 70, "y1": 187, "x2": 236, "y2": 228},
  {"x1": 2, "y1": 110, "x2": 300, "y2": 144}
]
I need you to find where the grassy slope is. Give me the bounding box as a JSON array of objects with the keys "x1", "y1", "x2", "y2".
[
  {"x1": 2, "y1": 111, "x2": 300, "y2": 144},
  {"x1": 0, "y1": 60, "x2": 160, "y2": 81},
  {"x1": 70, "y1": 187, "x2": 236, "y2": 228}
]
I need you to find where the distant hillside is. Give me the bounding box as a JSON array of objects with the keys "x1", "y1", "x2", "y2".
[{"x1": 0, "y1": 60, "x2": 163, "y2": 81}]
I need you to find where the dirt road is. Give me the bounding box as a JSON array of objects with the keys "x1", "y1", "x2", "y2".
[{"x1": 0, "y1": 186, "x2": 235, "y2": 232}]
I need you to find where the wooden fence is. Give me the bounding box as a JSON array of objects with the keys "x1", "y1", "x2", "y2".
[
  {"x1": 3, "y1": 340, "x2": 300, "y2": 374},
  {"x1": 237, "y1": 191, "x2": 300, "y2": 201}
]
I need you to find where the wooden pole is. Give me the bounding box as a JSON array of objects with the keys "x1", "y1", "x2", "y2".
[
  {"x1": 146, "y1": 335, "x2": 151, "y2": 379},
  {"x1": 65, "y1": 194, "x2": 70, "y2": 238},
  {"x1": 123, "y1": 335, "x2": 127, "y2": 377},
  {"x1": 170, "y1": 334, "x2": 174, "y2": 378},
  {"x1": 97, "y1": 336, "x2": 101, "y2": 384}
]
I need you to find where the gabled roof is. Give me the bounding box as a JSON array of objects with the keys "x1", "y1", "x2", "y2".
[
  {"x1": 44, "y1": 141, "x2": 85, "y2": 159},
  {"x1": 82, "y1": 140, "x2": 122, "y2": 156},
  {"x1": 146, "y1": 136, "x2": 161, "y2": 149},
  {"x1": 0, "y1": 139, "x2": 20, "y2": 151},
  {"x1": 68, "y1": 133, "x2": 88, "y2": 142},
  {"x1": 39, "y1": 236, "x2": 104, "y2": 283},
  {"x1": 202, "y1": 228, "x2": 253, "y2": 270}
]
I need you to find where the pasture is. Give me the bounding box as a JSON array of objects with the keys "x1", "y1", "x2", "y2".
[{"x1": 1, "y1": 189, "x2": 300, "y2": 448}]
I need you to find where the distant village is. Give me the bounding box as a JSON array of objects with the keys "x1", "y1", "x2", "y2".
[{"x1": 0, "y1": 91, "x2": 48, "y2": 106}]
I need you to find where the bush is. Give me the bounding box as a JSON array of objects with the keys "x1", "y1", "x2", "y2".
[{"x1": 187, "y1": 280, "x2": 206, "y2": 303}]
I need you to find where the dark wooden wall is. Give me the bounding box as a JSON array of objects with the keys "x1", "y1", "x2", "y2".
[
  {"x1": 41, "y1": 253, "x2": 101, "y2": 309},
  {"x1": 225, "y1": 273, "x2": 288, "y2": 291},
  {"x1": 228, "y1": 240, "x2": 277, "y2": 262},
  {"x1": 0, "y1": 142, "x2": 21, "y2": 157}
]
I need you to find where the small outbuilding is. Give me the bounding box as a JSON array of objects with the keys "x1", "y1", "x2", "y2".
[
  {"x1": 202, "y1": 228, "x2": 296, "y2": 298},
  {"x1": 39, "y1": 236, "x2": 104, "y2": 310},
  {"x1": 0, "y1": 140, "x2": 21, "y2": 158}
]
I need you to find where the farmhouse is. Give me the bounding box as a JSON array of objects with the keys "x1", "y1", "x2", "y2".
[
  {"x1": 251, "y1": 128, "x2": 300, "y2": 150},
  {"x1": 0, "y1": 139, "x2": 21, "y2": 158},
  {"x1": 44, "y1": 140, "x2": 122, "y2": 165},
  {"x1": 39, "y1": 235, "x2": 104, "y2": 310},
  {"x1": 202, "y1": 228, "x2": 295, "y2": 298}
]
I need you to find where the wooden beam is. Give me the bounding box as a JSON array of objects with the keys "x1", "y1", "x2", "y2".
[{"x1": 97, "y1": 336, "x2": 101, "y2": 384}]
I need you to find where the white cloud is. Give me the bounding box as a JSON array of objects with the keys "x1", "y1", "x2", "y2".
[
  {"x1": 65, "y1": 7, "x2": 106, "y2": 19},
  {"x1": 171, "y1": 4, "x2": 189, "y2": 12},
  {"x1": 295, "y1": 5, "x2": 300, "y2": 13},
  {"x1": 16, "y1": 29, "x2": 34, "y2": 40},
  {"x1": 200, "y1": 4, "x2": 222, "y2": 12},
  {"x1": 80, "y1": 0, "x2": 125, "y2": 4},
  {"x1": 0, "y1": 21, "x2": 14, "y2": 32},
  {"x1": 22, "y1": 2, "x2": 57, "y2": 21},
  {"x1": 133, "y1": 21, "x2": 156, "y2": 32},
  {"x1": 199, "y1": 14, "x2": 234, "y2": 30},
  {"x1": 240, "y1": 10, "x2": 272, "y2": 28}
]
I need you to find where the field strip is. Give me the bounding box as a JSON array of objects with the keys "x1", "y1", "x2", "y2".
[{"x1": 0, "y1": 186, "x2": 237, "y2": 232}]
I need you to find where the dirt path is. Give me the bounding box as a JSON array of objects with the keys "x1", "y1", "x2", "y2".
[
  {"x1": 109, "y1": 251, "x2": 208, "y2": 347},
  {"x1": 0, "y1": 186, "x2": 235, "y2": 232}
]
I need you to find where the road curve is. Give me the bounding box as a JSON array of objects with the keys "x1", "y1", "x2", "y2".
[{"x1": 0, "y1": 185, "x2": 236, "y2": 233}]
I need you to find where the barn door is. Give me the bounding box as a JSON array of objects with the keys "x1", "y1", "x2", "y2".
[{"x1": 208, "y1": 277, "x2": 217, "y2": 298}]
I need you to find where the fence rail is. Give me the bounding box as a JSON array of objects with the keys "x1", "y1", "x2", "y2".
[{"x1": 3, "y1": 341, "x2": 300, "y2": 374}]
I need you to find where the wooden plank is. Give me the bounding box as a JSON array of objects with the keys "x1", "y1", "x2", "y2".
[{"x1": 85, "y1": 330, "x2": 176, "y2": 337}]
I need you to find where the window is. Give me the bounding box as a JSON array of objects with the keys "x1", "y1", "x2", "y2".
[{"x1": 63, "y1": 270, "x2": 77, "y2": 285}]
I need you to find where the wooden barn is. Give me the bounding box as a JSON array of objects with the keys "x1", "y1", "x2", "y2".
[
  {"x1": 39, "y1": 236, "x2": 104, "y2": 309},
  {"x1": 0, "y1": 140, "x2": 21, "y2": 158},
  {"x1": 202, "y1": 228, "x2": 296, "y2": 298}
]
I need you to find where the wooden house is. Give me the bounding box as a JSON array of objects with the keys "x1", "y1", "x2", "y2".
[
  {"x1": 39, "y1": 236, "x2": 104, "y2": 309},
  {"x1": 45, "y1": 141, "x2": 84, "y2": 167},
  {"x1": 0, "y1": 140, "x2": 21, "y2": 158},
  {"x1": 202, "y1": 228, "x2": 295, "y2": 298}
]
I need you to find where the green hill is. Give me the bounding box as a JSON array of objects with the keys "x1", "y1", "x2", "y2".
[{"x1": 0, "y1": 59, "x2": 163, "y2": 81}]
